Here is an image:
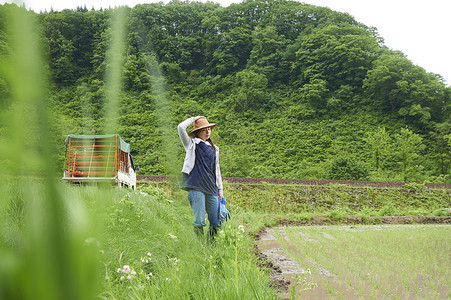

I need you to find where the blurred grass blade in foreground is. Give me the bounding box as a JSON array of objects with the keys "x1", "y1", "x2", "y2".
[{"x1": 0, "y1": 4, "x2": 102, "y2": 300}]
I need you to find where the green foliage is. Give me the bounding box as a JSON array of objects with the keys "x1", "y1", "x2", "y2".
[
  {"x1": 364, "y1": 127, "x2": 391, "y2": 171},
  {"x1": 394, "y1": 127, "x2": 426, "y2": 182},
  {"x1": 432, "y1": 208, "x2": 451, "y2": 216},
  {"x1": 222, "y1": 181, "x2": 451, "y2": 217},
  {"x1": 326, "y1": 155, "x2": 370, "y2": 181},
  {"x1": 1, "y1": 0, "x2": 451, "y2": 182}
]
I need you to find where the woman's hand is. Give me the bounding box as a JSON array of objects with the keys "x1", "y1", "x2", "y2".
[{"x1": 219, "y1": 194, "x2": 224, "y2": 199}]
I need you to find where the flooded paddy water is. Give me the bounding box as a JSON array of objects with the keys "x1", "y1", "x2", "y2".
[{"x1": 257, "y1": 224, "x2": 451, "y2": 299}]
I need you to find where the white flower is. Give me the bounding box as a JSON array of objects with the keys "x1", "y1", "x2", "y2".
[
  {"x1": 168, "y1": 233, "x2": 177, "y2": 240},
  {"x1": 238, "y1": 225, "x2": 245, "y2": 232},
  {"x1": 147, "y1": 252, "x2": 152, "y2": 257},
  {"x1": 117, "y1": 268, "x2": 121, "y2": 273},
  {"x1": 141, "y1": 257, "x2": 150, "y2": 263},
  {"x1": 132, "y1": 271, "x2": 136, "y2": 276}
]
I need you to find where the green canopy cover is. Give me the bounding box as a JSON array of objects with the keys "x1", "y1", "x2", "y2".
[{"x1": 65, "y1": 134, "x2": 131, "y2": 153}]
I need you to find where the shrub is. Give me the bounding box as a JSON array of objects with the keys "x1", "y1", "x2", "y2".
[
  {"x1": 432, "y1": 208, "x2": 451, "y2": 216},
  {"x1": 327, "y1": 156, "x2": 370, "y2": 181}
]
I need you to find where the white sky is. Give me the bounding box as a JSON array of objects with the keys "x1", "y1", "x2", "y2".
[{"x1": 3, "y1": 0, "x2": 450, "y2": 85}]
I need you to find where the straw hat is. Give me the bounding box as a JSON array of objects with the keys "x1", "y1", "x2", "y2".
[{"x1": 188, "y1": 117, "x2": 217, "y2": 137}]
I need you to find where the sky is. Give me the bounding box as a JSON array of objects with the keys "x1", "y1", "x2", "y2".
[{"x1": 3, "y1": 0, "x2": 450, "y2": 85}]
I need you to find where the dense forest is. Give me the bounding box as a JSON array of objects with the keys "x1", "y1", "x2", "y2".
[{"x1": 1, "y1": 0, "x2": 450, "y2": 182}]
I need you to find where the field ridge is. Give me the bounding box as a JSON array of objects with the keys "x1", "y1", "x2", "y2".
[
  {"x1": 137, "y1": 175, "x2": 451, "y2": 189},
  {"x1": 270, "y1": 215, "x2": 451, "y2": 226}
]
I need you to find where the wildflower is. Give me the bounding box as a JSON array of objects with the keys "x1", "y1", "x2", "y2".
[
  {"x1": 117, "y1": 268, "x2": 121, "y2": 273},
  {"x1": 166, "y1": 278, "x2": 169, "y2": 281},
  {"x1": 127, "y1": 275, "x2": 132, "y2": 280},
  {"x1": 238, "y1": 225, "x2": 245, "y2": 232},
  {"x1": 168, "y1": 233, "x2": 177, "y2": 240},
  {"x1": 122, "y1": 265, "x2": 130, "y2": 273},
  {"x1": 132, "y1": 271, "x2": 136, "y2": 276},
  {"x1": 307, "y1": 268, "x2": 311, "y2": 275},
  {"x1": 141, "y1": 257, "x2": 150, "y2": 263},
  {"x1": 120, "y1": 276, "x2": 125, "y2": 281},
  {"x1": 147, "y1": 252, "x2": 152, "y2": 257},
  {"x1": 169, "y1": 257, "x2": 179, "y2": 264}
]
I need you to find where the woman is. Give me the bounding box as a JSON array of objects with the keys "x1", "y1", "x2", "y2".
[{"x1": 177, "y1": 116, "x2": 224, "y2": 238}]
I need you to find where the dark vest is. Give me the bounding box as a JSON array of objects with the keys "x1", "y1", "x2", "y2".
[{"x1": 180, "y1": 141, "x2": 218, "y2": 195}]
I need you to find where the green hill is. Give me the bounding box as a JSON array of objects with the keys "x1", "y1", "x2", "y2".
[{"x1": 1, "y1": 0, "x2": 450, "y2": 182}]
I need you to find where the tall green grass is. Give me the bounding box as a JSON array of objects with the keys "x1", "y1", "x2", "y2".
[
  {"x1": 0, "y1": 5, "x2": 100, "y2": 299},
  {"x1": 0, "y1": 5, "x2": 277, "y2": 300},
  {"x1": 99, "y1": 185, "x2": 276, "y2": 299}
]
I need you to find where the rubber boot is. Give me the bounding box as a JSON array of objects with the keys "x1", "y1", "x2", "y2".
[
  {"x1": 194, "y1": 226, "x2": 204, "y2": 238},
  {"x1": 208, "y1": 227, "x2": 217, "y2": 242}
]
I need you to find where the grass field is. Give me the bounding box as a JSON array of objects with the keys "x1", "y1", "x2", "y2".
[
  {"x1": 0, "y1": 180, "x2": 278, "y2": 299},
  {"x1": 259, "y1": 225, "x2": 451, "y2": 299}
]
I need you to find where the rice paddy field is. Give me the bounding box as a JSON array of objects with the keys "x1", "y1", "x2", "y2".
[{"x1": 258, "y1": 224, "x2": 451, "y2": 299}]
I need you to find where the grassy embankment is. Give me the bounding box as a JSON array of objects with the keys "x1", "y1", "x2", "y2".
[
  {"x1": 1, "y1": 179, "x2": 278, "y2": 299},
  {"x1": 222, "y1": 181, "x2": 451, "y2": 224}
]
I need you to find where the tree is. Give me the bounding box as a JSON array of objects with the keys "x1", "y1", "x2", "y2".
[
  {"x1": 247, "y1": 26, "x2": 286, "y2": 84},
  {"x1": 364, "y1": 127, "x2": 391, "y2": 172},
  {"x1": 206, "y1": 26, "x2": 252, "y2": 76},
  {"x1": 299, "y1": 78, "x2": 329, "y2": 110},
  {"x1": 394, "y1": 127, "x2": 425, "y2": 182},
  {"x1": 429, "y1": 122, "x2": 451, "y2": 176},
  {"x1": 292, "y1": 24, "x2": 379, "y2": 92},
  {"x1": 231, "y1": 69, "x2": 268, "y2": 112},
  {"x1": 123, "y1": 33, "x2": 150, "y2": 91},
  {"x1": 364, "y1": 51, "x2": 448, "y2": 127}
]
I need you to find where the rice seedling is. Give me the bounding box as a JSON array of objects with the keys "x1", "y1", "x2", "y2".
[{"x1": 259, "y1": 225, "x2": 451, "y2": 299}]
